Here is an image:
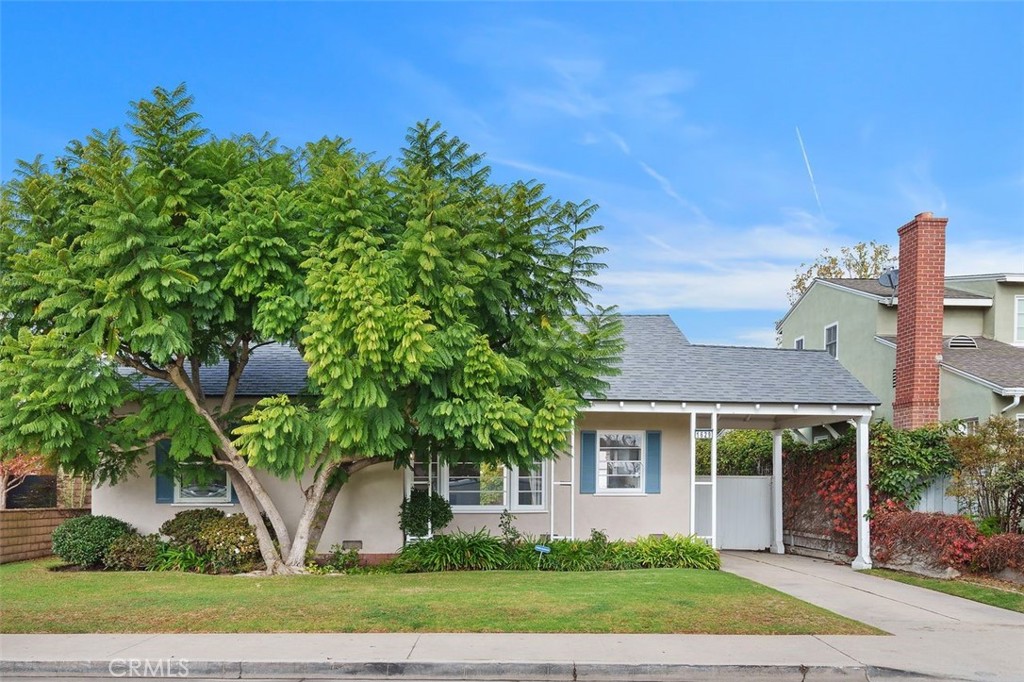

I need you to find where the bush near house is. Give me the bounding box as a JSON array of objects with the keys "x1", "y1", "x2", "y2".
[
  {"x1": 871, "y1": 505, "x2": 981, "y2": 573},
  {"x1": 971, "y1": 533, "x2": 1024, "y2": 575},
  {"x1": 158, "y1": 508, "x2": 225, "y2": 550},
  {"x1": 102, "y1": 533, "x2": 164, "y2": 571},
  {"x1": 393, "y1": 529, "x2": 720, "y2": 573},
  {"x1": 51, "y1": 515, "x2": 135, "y2": 567}
]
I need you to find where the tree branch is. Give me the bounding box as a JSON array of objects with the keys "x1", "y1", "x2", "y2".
[{"x1": 220, "y1": 338, "x2": 250, "y2": 415}]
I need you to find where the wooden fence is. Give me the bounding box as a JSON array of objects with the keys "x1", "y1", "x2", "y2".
[{"x1": 0, "y1": 508, "x2": 90, "y2": 564}]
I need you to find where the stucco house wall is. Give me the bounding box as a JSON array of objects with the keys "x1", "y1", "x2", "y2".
[{"x1": 93, "y1": 410, "x2": 695, "y2": 555}]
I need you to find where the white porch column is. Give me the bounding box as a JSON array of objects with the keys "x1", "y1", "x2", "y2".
[
  {"x1": 710, "y1": 411, "x2": 718, "y2": 549},
  {"x1": 851, "y1": 416, "x2": 872, "y2": 570},
  {"x1": 771, "y1": 429, "x2": 784, "y2": 554},
  {"x1": 688, "y1": 411, "x2": 696, "y2": 536}
]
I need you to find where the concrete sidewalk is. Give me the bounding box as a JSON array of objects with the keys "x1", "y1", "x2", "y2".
[{"x1": 2, "y1": 552, "x2": 1022, "y2": 681}]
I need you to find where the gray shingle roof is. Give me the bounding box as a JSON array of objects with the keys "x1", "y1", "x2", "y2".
[
  {"x1": 601, "y1": 316, "x2": 879, "y2": 405},
  {"x1": 129, "y1": 316, "x2": 878, "y2": 405},
  {"x1": 878, "y1": 335, "x2": 1024, "y2": 391},
  {"x1": 821, "y1": 278, "x2": 989, "y2": 300}
]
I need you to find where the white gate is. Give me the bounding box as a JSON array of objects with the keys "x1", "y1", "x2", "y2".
[{"x1": 695, "y1": 475, "x2": 772, "y2": 550}]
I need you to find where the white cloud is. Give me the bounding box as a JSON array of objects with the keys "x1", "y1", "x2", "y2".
[
  {"x1": 946, "y1": 240, "x2": 1024, "y2": 275},
  {"x1": 595, "y1": 264, "x2": 796, "y2": 311}
]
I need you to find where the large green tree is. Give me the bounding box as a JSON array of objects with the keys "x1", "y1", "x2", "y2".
[{"x1": 0, "y1": 84, "x2": 622, "y2": 573}]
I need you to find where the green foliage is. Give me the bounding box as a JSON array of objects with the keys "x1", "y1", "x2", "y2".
[
  {"x1": 51, "y1": 515, "x2": 135, "y2": 567},
  {"x1": 0, "y1": 84, "x2": 623, "y2": 570},
  {"x1": 158, "y1": 508, "x2": 225, "y2": 549},
  {"x1": 196, "y1": 514, "x2": 262, "y2": 572},
  {"x1": 398, "y1": 489, "x2": 453, "y2": 538},
  {"x1": 152, "y1": 544, "x2": 214, "y2": 573},
  {"x1": 103, "y1": 533, "x2": 165, "y2": 571},
  {"x1": 870, "y1": 420, "x2": 958, "y2": 508},
  {"x1": 392, "y1": 529, "x2": 720, "y2": 573},
  {"x1": 948, "y1": 416, "x2": 1024, "y2": 533},
  {"x1": 307, "y1": 544, "x2": 363, "y2": 574},
  {"x1": 976, "y1": 516, "x2": 1003, "y2": 538},
  {"x1": 397, "y1": 529, "x2": 507, "y2": 572},
  {"x1": 696, "y1": 430, "x2": 780, "y2": 476}
]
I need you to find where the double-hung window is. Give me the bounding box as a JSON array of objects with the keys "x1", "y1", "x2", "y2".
[
  {"x1": 596, "y1": 431, "x2": 644, "y2": 493},
  {"x1": 824, "y1": 323, "x2": 838, "y2": 359},
  {"x1": 407, "y1": 456, "x2": 546, "y2": 512}
]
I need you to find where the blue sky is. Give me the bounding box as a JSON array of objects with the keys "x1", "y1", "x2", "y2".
[{"x1": 3, "y1": 2, "x2": 1022, "y2": 346}]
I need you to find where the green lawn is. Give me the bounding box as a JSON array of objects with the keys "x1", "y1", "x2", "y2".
[
  {"x1": 867, "y1": 569, "x2": 1024, "y2": 614},
  {"x1": 0, "y1": 559, "x2": 879, "y2": 635}
]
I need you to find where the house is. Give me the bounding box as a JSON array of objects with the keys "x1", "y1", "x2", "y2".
[
  {"x1": 93, "y1": 315, "x2": 882, "y2": 567},
  {"x1": 777, "y1": 212, "x2": 1024, "y2": 433}
]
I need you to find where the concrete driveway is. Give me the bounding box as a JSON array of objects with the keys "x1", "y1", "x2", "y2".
[{"x1": 722, "y1": 551, "x2": 1024, "y2": 681}]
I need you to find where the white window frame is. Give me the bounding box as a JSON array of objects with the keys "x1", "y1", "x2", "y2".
[
  {"x1": 957, "y1": 417, "x2": 980, "y2": 435},
  {"x1": 1016, "y1": 413, "x2": 1024, "y2": 434},
  {"x1": 173, "y1": 463, "x2": 233, "y2": 505},
  {"x1": 794, "y1": 336, "x2": 805, "y2": 350},
  {"x1": 405, "y1": 456, "x2": 547, "y2": 513},
  {"x1": 824, "y1": 322, "x2": 839, "y2": 359},
  {"x1": 595, "y1": 430, "x2": 646, "y2": 496},
  {"x1": 1014, "y1": 295, "x2": 1024, "y2": 346}
]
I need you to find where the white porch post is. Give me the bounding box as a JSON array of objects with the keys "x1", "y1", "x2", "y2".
[
  {"x1": 710, "y1": 411, "x2": 718, "y2": 549},
  {"x1": 851, "y1": 416, "x2": 872, "y2": 570},
  {"x1": 771, "y1": 429, "x2": 784, "y2": 554},
  {"x1": 688, "y1": 411, "x2": 696, "y2": 536}
]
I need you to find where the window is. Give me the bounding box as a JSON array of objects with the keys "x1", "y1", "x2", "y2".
[
  {"x1": 1017, "y1": 414, "x2": 1024, "y2": 435},
  {"x1": 794, "y1": 337, "x2": 805, "y2": 350},
  {"x1": 824, "y1": 323, "x2": 838, "y2": 359},
  {"x1": 448, "y1": 460, "x2": 506, "y2": 508},
  {"x1": 1015, "y1": 296, "x2": 1024, "y2": 345},
  {"x1": 174, "y1": 462, "x2": 232, "y2": 505},
  {"x1": 597, "y1": 431, "x2": 644, "y2": 493},
  {"x1": 957, "y1": 418, "x2": 979, "y2": 435},
  {"x1": 407, "y1": 456, "x2": 546, "y2": 512}
]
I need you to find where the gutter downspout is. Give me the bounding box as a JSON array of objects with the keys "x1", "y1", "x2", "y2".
[{"x1": 1001, "y1": 393, "x2": 1023, "y2": 414}]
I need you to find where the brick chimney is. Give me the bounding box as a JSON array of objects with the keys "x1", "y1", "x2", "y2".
[{"x1": 892, "y1": 211, "x2": 947, "y2": 429}]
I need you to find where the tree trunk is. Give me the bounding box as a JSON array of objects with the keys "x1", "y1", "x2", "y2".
[
  {"x1": 283, "y1": 456, "x2": 390, "y2": 569},
  {"x1": 0, "y1": 477, "x2": 8, "y2": 510}
]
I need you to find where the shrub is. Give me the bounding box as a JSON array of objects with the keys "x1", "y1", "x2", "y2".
[
  {"x1": 196, "y1": 514, "x2": 261, "y2": 572},
  {"x1": 633, "y1": 535, "x2": 721, "y2": 570},
  {"x1": 103, "y1": 533, "x2": 165, "y2": 571},
  {"x1": 971, "y1": 534, "x2": 1024, "y2": 574},
  {"x1": 51, "y1": 515, "x2": 135, "y2": 567},
  {"x1": 399, "y1": 489, "x2": 453, "y2": 538},
  {"x1": 547, "y1": 539, "x2": 601, "y2": 571},
  {"x1": 158, "y1": 508, "x2": 225, "y2": 549},
  {"x1": 152, "y1": 544, "x2": 214, "y2": 573},
  {"x1": 872, "y1": 508, "x2": 980, "y2": 571},
  {"x1": 398, "y1": 529, "x2": 505, "y2": 572}
]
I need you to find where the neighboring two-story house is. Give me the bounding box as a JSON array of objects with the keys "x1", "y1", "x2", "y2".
[{"x1": 778, "y1": 212, "x2": 1024, "y2": 432}]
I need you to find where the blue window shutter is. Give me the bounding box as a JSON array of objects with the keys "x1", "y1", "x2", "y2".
[
  {"x1": 580, "y1": 431, "x2": 597, "y2": 494},
  {"x1": 230, "y1": 478, "x2": 239, "y2": 504},
  {"x1": 645, "y1": 430, "x2": 662, "y2": 494},
  {"x1": 155, "y1": 440, "x2": 174, "y2": 503}
]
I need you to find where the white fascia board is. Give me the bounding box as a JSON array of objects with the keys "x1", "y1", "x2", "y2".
[
  {"x1": 816, "y1": 279, "x2": 885, "y2": 302},
  {"x1": 945, "y1": 273, "x2": 1024, "y2": 283},
  {"x1": 584, "y1": 400, "x2": 875, "y2": 419},
  {"x1": 877, "y1": 296, "x2": 992, "y2": 308},
  {"x1": 874, "y1": 336, "x2": 897, "y2": 349},
  {"x1": 939, "y1": 363, "x2": 1024, "y2": 396}
]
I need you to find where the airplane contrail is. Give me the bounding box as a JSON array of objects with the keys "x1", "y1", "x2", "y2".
[{"x1": 795, "y1": 126, "x2": 824, "y2": 216}]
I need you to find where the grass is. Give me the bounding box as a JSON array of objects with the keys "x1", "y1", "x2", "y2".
[
  {"x1": 0, "y1": 559, "x2": 880, "y2": 635},
  {"x1": 867, "y1": 569, "x2": 1024, "y2": 614}
]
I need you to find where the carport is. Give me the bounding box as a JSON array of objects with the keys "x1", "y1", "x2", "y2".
[{"x1": 576, "y1": 326, "x2": 881, "y2": 569}]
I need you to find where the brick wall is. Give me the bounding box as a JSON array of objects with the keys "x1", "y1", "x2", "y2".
[
  {"x1": 0, "y1": 508, "x2": 90, "y2": 564},
  {"x1": 893, "y1": 211, "x2": 947, "y2": 429}
]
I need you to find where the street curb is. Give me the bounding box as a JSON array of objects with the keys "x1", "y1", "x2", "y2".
[{"x1": 0, "y1": 659, "x2": 879, "y2": 680}]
